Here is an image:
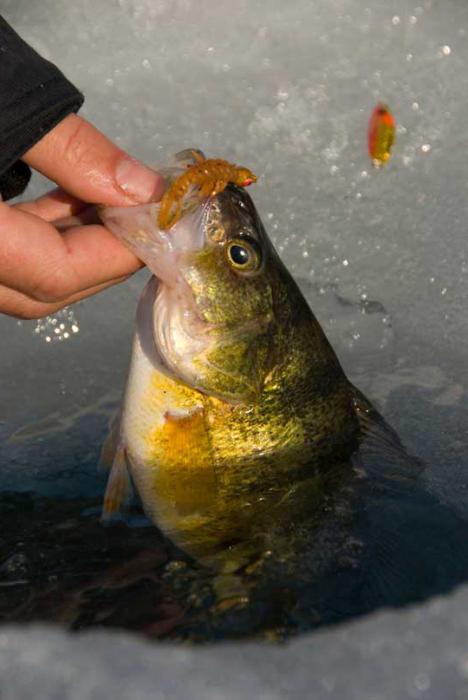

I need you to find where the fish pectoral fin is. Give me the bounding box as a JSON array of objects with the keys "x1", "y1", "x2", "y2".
[
  {"x1": 98, "y1": 410, "x2": 122, "y2": 473},
  {"x1": 102, "y1": 446, "x2": 132, "y2": 520},
  {"x1": 351, "y1": 385, "x2": 424, "y2": 482}
]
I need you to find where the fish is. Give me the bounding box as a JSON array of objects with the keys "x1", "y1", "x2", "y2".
[
  {"x1": 367, "y1": 103, "x2": 396, "y2": 167},
  {"x1": 98, "y1": 149, "x2": 416, "y2": 567}
]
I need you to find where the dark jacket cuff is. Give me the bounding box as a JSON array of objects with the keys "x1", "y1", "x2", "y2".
[{"x1": 0, "y1": 16, "x2": 84, "y2": 199}]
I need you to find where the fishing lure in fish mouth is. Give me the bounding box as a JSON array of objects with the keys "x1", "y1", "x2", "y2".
[
  {"x1": 367, "y1": 103, "x2": 396, "y2": 168},
  {"x1": 157, "y1": 150, "x2": 257, "y2": 230}
]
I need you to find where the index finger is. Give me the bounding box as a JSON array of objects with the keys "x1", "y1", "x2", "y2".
[{"x1": 22, "y1": 114, "x2": 164, "y2": 206}]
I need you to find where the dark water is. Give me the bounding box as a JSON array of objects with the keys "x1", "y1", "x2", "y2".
[{"x1": 2, "y1": 429, "x2": 468, "y2": 642}]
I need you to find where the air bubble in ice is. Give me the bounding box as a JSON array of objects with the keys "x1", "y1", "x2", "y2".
[
  {"x1": 413, "y1": 673, "x2": 431, "y2": 692},
  {"x1": 438, "y1": 45, "x2": 452, "y2": 57}
]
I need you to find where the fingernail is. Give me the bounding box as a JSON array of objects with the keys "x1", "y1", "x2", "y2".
[{"x1": 115, "y1": 157, "x2": 163, "y2": 203}]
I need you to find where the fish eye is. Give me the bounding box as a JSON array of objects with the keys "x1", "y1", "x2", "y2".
[{"x1": 225, "y1": 236, "x2": 262, "y2": 273}]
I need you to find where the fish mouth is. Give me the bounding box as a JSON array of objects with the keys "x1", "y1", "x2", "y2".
[
  {"x1": 100, "y1": 185, "x2": 271, "y2": 398},
  {"x1": 99, "y1": 200, "x2": 211, "y2": 286},
  {"x1": 100, "y1": 198, "x2": 216, "y2": 386},
  {"x1": 99, "y1": 184, "x2": 266, "y2": 286}
]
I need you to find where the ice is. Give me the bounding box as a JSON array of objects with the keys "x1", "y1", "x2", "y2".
[
  {"x1": 2, "y1": 585, "x2": 468, "y2": 699},
  {"x1": 1, "y1": 0, "x2": 468, "y2": 687}
]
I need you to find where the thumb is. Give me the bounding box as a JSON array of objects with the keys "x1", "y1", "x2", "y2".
[{"x1": 22, "y1": 114, "x2": 164, "y2": 206}]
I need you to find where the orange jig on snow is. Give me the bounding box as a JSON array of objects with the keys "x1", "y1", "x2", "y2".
[
  {"x1": 157, "y1": 151, "x2": 257, "y2": 230},
  {"x1": 367, "y1": 103, "x2": 396, "y2": 168}
]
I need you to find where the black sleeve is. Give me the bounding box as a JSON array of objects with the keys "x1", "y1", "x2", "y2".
[{"x1": 0, "y1": 16, "x2": 84, "y2": 200}]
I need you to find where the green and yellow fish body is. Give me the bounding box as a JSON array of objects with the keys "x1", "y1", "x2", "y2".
[{"x1": 99, "y1": 150, "x2": 390, "y2": 560}]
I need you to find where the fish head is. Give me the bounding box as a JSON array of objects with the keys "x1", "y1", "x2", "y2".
[{"x1": 99, "y1": 183, "x2": 292, "y2": 403}]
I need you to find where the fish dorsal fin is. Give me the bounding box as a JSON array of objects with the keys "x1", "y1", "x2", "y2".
[{"x1": 351, "y1": 386, "x2": 424, "y2": 483}]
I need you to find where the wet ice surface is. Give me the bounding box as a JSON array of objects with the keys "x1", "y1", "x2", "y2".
[{"x1": 1, "y1": 0, "x2": 468, "y2": 647}]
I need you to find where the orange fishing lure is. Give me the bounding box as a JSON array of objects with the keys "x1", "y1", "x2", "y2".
[
  {"x1": 158, "y1": 151, "x2": 257, "y2": 230},
  {"x1": 367, "y1": 103, "x2": 396, "y2": 167}
]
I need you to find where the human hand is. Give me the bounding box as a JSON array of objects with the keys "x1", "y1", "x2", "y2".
[{"x1": 0, "y1": 113, "x2": 164, "y2": 319}]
